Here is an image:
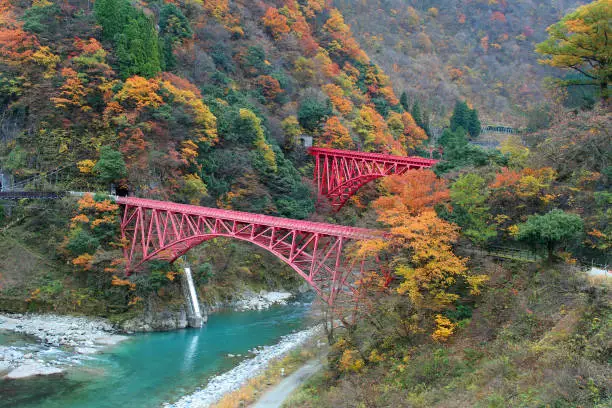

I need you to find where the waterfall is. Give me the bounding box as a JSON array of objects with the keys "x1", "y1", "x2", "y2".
[{"x1": 182, "y1": 265, "x2": 204, "y2": 328}]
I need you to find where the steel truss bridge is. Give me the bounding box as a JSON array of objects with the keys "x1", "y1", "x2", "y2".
[
  {"x1": 118, "y1": 197, "x2": 384, "y2": 308},
  {"x1": 2, "y1": 149, "x2": 439, "y2": 310},
  {"x1": 308, "y1": 147, "x2": 438, "y2": 210}
]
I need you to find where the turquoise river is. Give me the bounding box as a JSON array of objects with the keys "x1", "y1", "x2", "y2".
[{"x1": 0, "y1": 302, "x2": 311, "y2": 408}]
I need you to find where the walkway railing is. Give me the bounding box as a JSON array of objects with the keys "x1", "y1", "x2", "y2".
[{"x1": 0, "y1": 191, "x2": 67, "y2": 200}]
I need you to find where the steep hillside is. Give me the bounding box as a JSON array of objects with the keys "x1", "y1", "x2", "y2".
[
  {"x1": 0, "y1": 0, "x2": 427, "y2": 212},
  {"x1": 335, "y1": 0, "x2": 589, "y2": 126},
  {"x1": 288, "y1": 260, "x2": 611, "y2": 407},
  {"x1": 0, "y1": 0, "x2": 429, "y2": 316}
]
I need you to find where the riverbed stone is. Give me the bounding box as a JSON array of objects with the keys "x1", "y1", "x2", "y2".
[
  {"x1": 234, "y1": 290, "x2": 293, "y2": 311},
  {"x1": 4, "y1": 362, "x2": 63, "y2": 379},
  {"x1": 118, "y1": 308, "x2": 190, "y2": 332},
  {"x1": 75, "y1": 347, "x2": 99, "y2": 355},
  {"x1": 0, "y1": 347, "x2": 24, "y2": 362},
  {"x1": 94, "y1": 335, "x2": 128, "y2": 346}
]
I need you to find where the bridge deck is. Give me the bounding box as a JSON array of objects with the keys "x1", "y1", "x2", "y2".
[
  {"x1": 308, "y1": 147, "x2": 438, "y2": 166},
  {"x1": 117, "y1": 197, "x2": 382, "y2": 240}
]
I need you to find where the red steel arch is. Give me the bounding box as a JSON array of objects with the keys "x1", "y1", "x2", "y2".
[
  {"x1": 309, "y1": 147, "x2": 438, "y2": 210},
  {"x1": 117, "y1": 197, "x2": 383, "y2": 306}
]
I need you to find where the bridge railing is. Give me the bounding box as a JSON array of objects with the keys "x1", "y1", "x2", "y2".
[
  {"x1": 485, "y1": 245, "x2": 540, "y2": 262},
  {"x1": 460, "y1": 244, "x2": 540, "y2": 263},
  {"x1": 0, "y1": 191, "x2": 68, "y2": 200}
]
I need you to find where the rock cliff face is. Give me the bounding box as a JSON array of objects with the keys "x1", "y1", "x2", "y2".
[
  {"x1": 118, "y1": 303, "x2": 193, "y2": 333},
  {"x1": 115, "y1": 283, "x2": 299, "y2": 332},
  {"x1": 233, "y1": 290, "x2": 293, "y2": 311}
]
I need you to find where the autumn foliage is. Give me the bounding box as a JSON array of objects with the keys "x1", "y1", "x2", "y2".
[
  {"x1": 356, "y1": 171, "x2": 487, "y2": 338},
  {"x1": 319, "y1": 116, "x2": 354, "y2": 149},
  {"x1": 323, "y1": 83, "x2": 354, "y2": 115},
  {"x1": 262, "y1": 7, "x2": 290, "y2": 39}
]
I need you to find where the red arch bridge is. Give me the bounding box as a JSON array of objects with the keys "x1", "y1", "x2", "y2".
[
  {"x1": 308, "y1": 147, "x2": 438, "y2": 210},
  {"x1": 117, "y1": 197, "x2": 385, "y2": 308}
]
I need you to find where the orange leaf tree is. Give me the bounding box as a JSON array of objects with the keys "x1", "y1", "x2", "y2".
[
  {"x1": 319, "y1": 116, "x2": 354, "y2": 149},
  {"x1": 262, "y1": 7, "x2": 290, "y2": 39},
  {"x1": 352, "y1": 105, "x2": 404, "y2": 154},
  {"x1": 356, "y1": 171, "x2": 487, "y2": 337},
  {"x1": 387, "y1": 112, "x2": 428, "y2": 153}
]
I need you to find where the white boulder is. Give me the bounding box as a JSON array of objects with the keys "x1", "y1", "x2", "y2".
[{"x1": 5, "y1": 362, "x2": 63, "y2": 379}]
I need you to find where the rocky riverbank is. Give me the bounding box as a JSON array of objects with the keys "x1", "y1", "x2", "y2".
[
  {"x1": 163, "y1": 325, "x2": 321, "y2": 408},
  {"x1": 116, "y1": 289, "x2": 296, "y2": 332},
  {"x1": 232, "y1": 290, "x2": 293, "y2": 311},
  {"x1": 0, "y1": 289, "x2": 304, "y2": 383},
  {"x1": 0, "y1": 313, "x2": 127, "y2": 379}
]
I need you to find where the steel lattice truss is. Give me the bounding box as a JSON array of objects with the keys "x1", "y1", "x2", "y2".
[
  {"x1": 309, "y1": 147, "x2": 438, "y2": 210},
  {"x1": 118, "y1": 197, "x2": 383, "y2": 307}
]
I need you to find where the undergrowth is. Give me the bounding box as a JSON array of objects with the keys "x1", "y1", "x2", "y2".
[{"x1": 288, "y1": 259, "x2": 611, "y2": 407}]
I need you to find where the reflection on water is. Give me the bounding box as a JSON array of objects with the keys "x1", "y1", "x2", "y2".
[
  {"x1": 182, "y1": 327, "x2": 202, "y2": 373},
  {"x1": 0, "y1": 302, "x2": 311, "y2": 408}
]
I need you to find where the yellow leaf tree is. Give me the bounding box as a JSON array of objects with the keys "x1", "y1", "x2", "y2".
[
  {"x1": 536, "y1": 0, "x2": 611, "y2": 101},
  {"x1": 357, "y1": 171, "x2": 488, "y2": 337}
]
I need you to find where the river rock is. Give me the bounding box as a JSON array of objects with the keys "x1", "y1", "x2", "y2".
[
  {"x1": 75, "y1": 347, "x2": 99, "y2": 355},
  {"x1": 0, "y1": 361, "x2": 10, "y2": 373},
  {"x1": 0, "y1": 313, "x2": 125, "y2": 348},
  {"x1": 4, "y1": 362, "x2": 63, "y2": 379},
  {"x1": 94, "y1": 335, "x2": 129, "y2": 346},
  {"x1": 0, "y1": 347, "x2": 25, "y2": 363},
  {"x1": 234, "y1": 290, "x2": 293, "y2": 311}
]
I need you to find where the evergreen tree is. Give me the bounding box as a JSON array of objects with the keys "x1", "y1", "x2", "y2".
[
  {"x1": 411, "y1": 100, "x2": 423, "y2": 128},
  {"x1": 421, "y1": 107, "x2": 430, "y2": 134},
  {"x1": 160, "y1": 37, "x2": 176, "y2": 71},
  {"x1": 400, "y1": 91, "x2": 409, "y2": 111},
  {"x1": 95, "y1": 0, "x2": 160, "y2": 78},
  {"x1": 158, "y1": 4, "x2": 191, "y2": 70},
  {"x1": 451, "y1": 101, "x2": 481, "y2": 138},
  {"x1": 22, "y1": 2, "x2": 60, "y2": 34},
  {"x1": 439, "y1": 127, "x2": 468, "y2": 151},
  {"x1": 94, "y1": 146, "x2": 127, "y2": 184},
  {"x1": 450, "y1": 101, "x2": 469, "y2": 132},
  {"x1": 516, "y1": 209, "x2": 584, "y2": 262},
  {"x1": 298, "y1": 98, "x2": 332, "y2": 132},
  {"x1": 115, "y1": 13, "x2": 161, "y2": 78},
  {"x1": 372, "y1": 97, "x2": 390, "y2": 117},
  {"x1": 467, "y1": 108, "x2": 481, "y2": 138},
  {"x1": 159, "y1": 4, "x2": 192, "y2": 42},
  {"x1": 94, "y1": 0, "x2": 130, "y2": 41}
]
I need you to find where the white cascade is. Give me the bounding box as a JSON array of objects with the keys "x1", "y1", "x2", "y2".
[{"x1": 183, "y1": 265, "x2": 203, "y2": 328}]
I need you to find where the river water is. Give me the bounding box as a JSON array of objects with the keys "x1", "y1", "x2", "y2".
[{"x1": 0, "y1": 302, "x2": 312, "y2": 408}]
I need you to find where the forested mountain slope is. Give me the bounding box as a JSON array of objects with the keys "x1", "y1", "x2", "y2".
[
  {"x1": 335, "y1": 0, "x2": 589, "y2": 126},
  {"x1": 0, "y1": 0, "x2": 429, "y2": 314},
  {"x1": 0, "y1": 0, "x2": 427, "y2": 217},
  {"x1": 0, "y1": 1, "x2": 609, "y2": 405}
]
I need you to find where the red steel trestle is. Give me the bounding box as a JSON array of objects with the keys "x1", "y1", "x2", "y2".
[
  {"x1": 118, "y1": 197, "x2": 383, "y2": 308},
  {"x1": 309, "y1": 147, "x2": 438, "y2": 210}
]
